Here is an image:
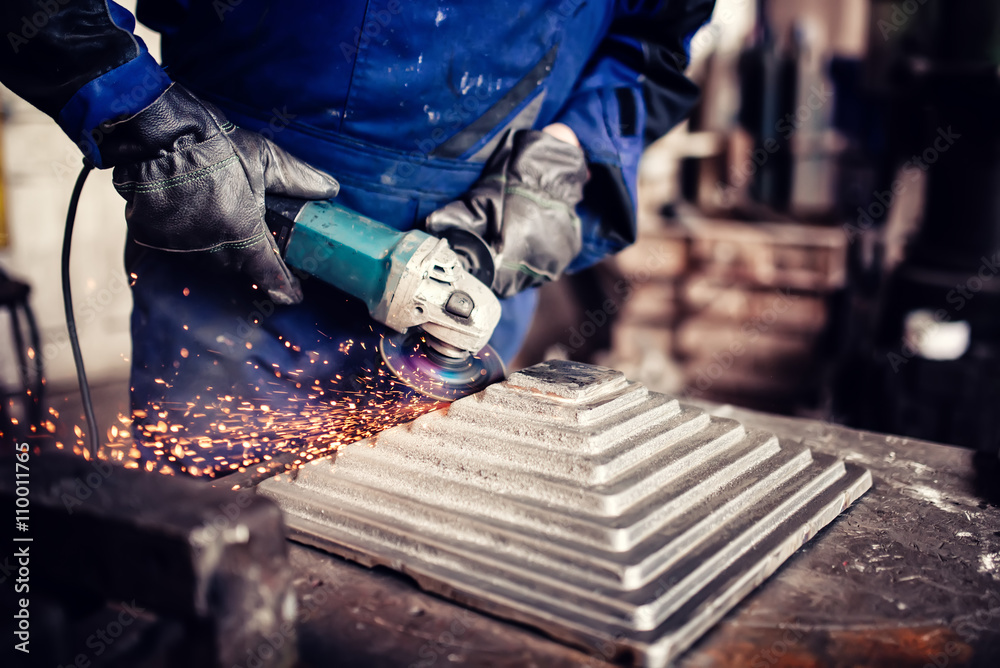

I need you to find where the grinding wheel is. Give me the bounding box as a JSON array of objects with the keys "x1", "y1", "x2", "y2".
[{"x1": 379, "y1": 330, "x2": 506, "y2": 401}]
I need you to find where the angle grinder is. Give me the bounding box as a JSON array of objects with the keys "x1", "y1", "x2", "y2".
[{"x1": 264, "y1": 197, "x2": 505, "y2": 400}]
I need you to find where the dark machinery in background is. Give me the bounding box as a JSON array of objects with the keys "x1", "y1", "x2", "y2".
[
  {"x1": 832, "y1": 0, "x2": 1000, "y2": 455},
  {"x1": 0, "y1": 266, "x2": 43, "y2": 429},
  {"x1": 676, "y1": 0, "x2": 1000, "y2": 454},
  {"x1": 735, "y1": 0, "x2": 798, "y2": 214}
]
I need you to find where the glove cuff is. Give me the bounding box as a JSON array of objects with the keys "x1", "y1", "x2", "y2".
[
  {"x1": 98, "y1": 83, "x2": 228, "y2": 167},
  {"x1": 425, "y1": 128, "x2": 588, "y2": 298},
  {"x1": 499, "y1": 130, "x2": 588, "y2": 206}
]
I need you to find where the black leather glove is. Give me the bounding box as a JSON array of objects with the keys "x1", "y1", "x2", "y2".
[
  {"x1": 425, "y1": 129, "x2": 587, "y2": 298},
  {"x1": 105, "y1": 83, "x2": 340, "y2": 304}
]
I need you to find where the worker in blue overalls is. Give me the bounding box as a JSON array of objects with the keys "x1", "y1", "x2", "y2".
[{"x1": 0, "y1": 1, "x2": 714, "y2": 462}]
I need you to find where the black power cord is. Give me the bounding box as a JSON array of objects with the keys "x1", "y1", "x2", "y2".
[{"x1": 61, "y1": 161, "x2": 98, "y2": 457}]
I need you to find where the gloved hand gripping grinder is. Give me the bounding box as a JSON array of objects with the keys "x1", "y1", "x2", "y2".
[{"x1": 265, "y1": 198, "x2": 505, "y2": 400}]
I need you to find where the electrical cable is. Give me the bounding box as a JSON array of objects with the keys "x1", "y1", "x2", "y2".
[{"x1": 61, "y1": 161, "x2": 97, "y2": 457}]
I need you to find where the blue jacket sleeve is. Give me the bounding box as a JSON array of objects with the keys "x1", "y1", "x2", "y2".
[
  {"x1": 556, "y1": 0, "x2": 715, "y2": 270},
  {"x1": 0, "y1": 0, "x2": 170, "y2": 167}
]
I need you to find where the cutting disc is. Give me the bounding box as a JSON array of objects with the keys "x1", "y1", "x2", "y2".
[{"x1": 379, "y1": 330, "x2": 506, "y2": 401}]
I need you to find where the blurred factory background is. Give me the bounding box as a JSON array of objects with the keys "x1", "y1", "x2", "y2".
[
  {"x1": 514, "y1": 0, "x2": 1000, "y2": 456},
  {"x1": 2, "y1": 0, "x2": 999, "y2": 455}
]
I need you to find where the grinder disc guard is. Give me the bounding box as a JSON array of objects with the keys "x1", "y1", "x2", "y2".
[{"x1": 379, "y1": 330, "x2": 505, "y2": 401}]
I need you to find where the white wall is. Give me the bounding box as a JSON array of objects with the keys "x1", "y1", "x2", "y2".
[{"x1": 0, "y1": 2, "x2": 159, "y2": 391}]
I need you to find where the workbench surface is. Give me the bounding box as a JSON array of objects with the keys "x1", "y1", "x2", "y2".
[{"x1": 288, "y1": 404, "x2": 1000, "y2": 667}]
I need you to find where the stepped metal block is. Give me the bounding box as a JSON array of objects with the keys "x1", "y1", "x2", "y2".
[{"x1": 258, "y1": 360, "x2": 871, "y2": 666}]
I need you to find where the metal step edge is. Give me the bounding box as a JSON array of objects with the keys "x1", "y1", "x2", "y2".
[
  {"x1": 287, "y1": 430, "x2": 782, "y2": 551},
  {"x1": 460, "y1": 378, "x2": 652, "y2": 426},
  {"x1": 438, "y1": 392, "x2": 685, "y2": 457},
  {"x1": 271, "y1": 463, "x2": 871, "y2": 668},
  {"x1": 487, "y1": 366, "x2": 633, "y2": 405},
  {"x1": 627, "y1": 464, "x2": 873, "y2": 667},
  {"x1": 338, "y1": 414, "x2": 745, "y2": 515},
  {"x1": 633, "y1": 453, "x2": 852, "y2": 629},
  {"x1": 368, "y1": 403, "x2": 710, "y2": 487},
  {"x1": 264, "y1": 443, "x2": 817, "y2": 595}
]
